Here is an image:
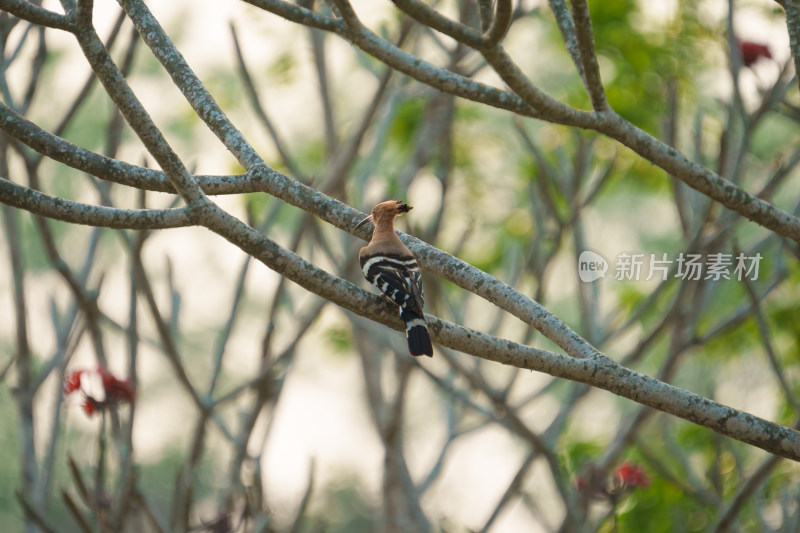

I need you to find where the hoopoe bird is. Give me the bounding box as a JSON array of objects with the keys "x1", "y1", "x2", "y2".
[{"x1": 355, "y1": 200, "x2": 433, "y2": 357}]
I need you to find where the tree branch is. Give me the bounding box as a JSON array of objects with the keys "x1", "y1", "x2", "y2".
[
  {"x1": 259, "y1": 0, "x2": 542, "y2": 117},
  {"x1": 569, "y1": 0, "x2": 607, "y2": 110},
  {"x1": 241, "y1": 0, "x2": 343, "y2": 32},
  {"x1": 114, "y1": 0, "x2": 611, "y2": 364},
  {"x1": 481, "y1": 45, "x2": 598, "y2": 124},
  {"x1": 482, "y1": 0, "x2": 512, "y2": 48},
  {"x1": 0, "y1": 177, "x2": 192, "y2": 229},
  {"x1": 73, "y1": 0, "x2": 207, "y2": 206},
  {"x1": 179, "y1": 198, "x2": 800, "y2": 462},
  {"x1": 0, "y1": 0, "x2": 76, "y2": 31},
  {"x1": 547, "y1": 0, "x2": 584, "y2": 79},
  {"x1": 390, "y1": 0, "x2": 485, "y2": 48},
  {"x1": 602, "y1": 113, "x2": 800, "y2": 242},
  {"x1": 777, "y1": 0, "x2": 800, "y2": 94},
  {"x1": 8, "y1": 0, "x2": 800, "y2": 468}
]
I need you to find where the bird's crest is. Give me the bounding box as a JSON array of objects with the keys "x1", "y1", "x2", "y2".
[{"x1": 374, "y1": 200, "x2": 412, "y2": 215}]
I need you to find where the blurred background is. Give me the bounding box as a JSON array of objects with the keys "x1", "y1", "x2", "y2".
[{"x1": 2, "y1": 0, "x2": 800, "y2": 531}]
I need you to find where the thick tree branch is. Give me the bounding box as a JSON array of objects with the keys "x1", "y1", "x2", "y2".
[
  {"x1": 0, "y1": 0, "x2": 76, "y2": 31},
  {"x1": 7, "y1": 17, "x2": 798, "y2": 374},
  {"x1": 0, "y1": 178, "x2": 192, "y2": 229}
]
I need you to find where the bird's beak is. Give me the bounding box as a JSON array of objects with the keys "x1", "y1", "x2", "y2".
[{"x1": 354, "y1": 214, "x2": 373, "y2": 231}]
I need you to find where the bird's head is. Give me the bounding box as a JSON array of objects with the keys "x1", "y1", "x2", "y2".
[{"x1": 354, "y1": 200, "x2": 412, "y2": 230}]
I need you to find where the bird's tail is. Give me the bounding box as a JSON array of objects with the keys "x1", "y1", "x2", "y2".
[{"x1": 401, "y1": 310, "x2": 433, "y2": 357}]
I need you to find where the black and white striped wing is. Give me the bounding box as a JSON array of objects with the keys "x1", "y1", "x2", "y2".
[
  {"x1": 410, "y1": 269, "x2": 424, "y2": 306},
  {"x1": 360, "y1": 254, "x2": 424, "y2": 315}
]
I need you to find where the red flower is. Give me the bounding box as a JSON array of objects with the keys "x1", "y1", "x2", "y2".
[
  {"x1": 739, "y1": 40, "x2": 772, "y2": 68},
  {"x1": 615, "y1": 463, "x2": 650, "y2": 489},
  {"x1": 63, "y1": 366, "x2": 134, "y2": 417},
  {"x1": 63, "y1": 370, "x2": 84, "y2": 395},
  {"x1": 98, "y1": 366, "x2": 135, "y2": 403}
]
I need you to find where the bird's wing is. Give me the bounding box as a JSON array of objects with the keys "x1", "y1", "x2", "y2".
[{"x1": 361, "y1": 254, "x2": 425, "y2": 315}]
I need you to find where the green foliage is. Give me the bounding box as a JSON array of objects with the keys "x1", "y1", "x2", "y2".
[
  {"x1": 560, "y1": 439, "x2": 604, "y2": 477},
  {"x1": 325, "y1": 326, "x2": 354, "y2": 354},
  {"x1": 388, "y1": 97, "x2": 427, "y2": 151},
  {"x1": 770, "y1": 300, "x2": 800, "y2": 352},
  {"x1": 615, "y1": 475, "x2": 710, "y2": 532}
]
